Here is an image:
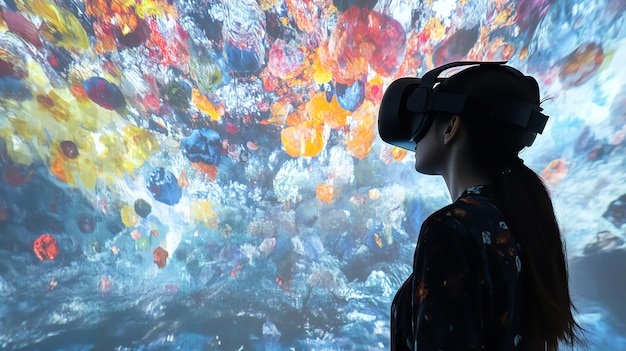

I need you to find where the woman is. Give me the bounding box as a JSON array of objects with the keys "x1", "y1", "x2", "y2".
[{"x1": 378, "y1": 62, "x2": 585, "y2": 350}]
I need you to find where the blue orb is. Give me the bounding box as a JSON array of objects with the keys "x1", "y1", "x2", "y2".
[
  {"x1": 336, "y1": 79, "x2": 365, "y2": 112},
  {"x1": 181, "y1": 129, "x2": 222, "y2": 165},
  {"x1": 147, "y1": 167, "x2": 182, "y2": 205},
  {"x1": 225, "y1": 43, "x2": 263, "y2": 74}
]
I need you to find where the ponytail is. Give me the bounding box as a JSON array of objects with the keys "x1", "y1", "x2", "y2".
[{"x1": 498, "y1": 162, "x2": 584, "y2": 350}]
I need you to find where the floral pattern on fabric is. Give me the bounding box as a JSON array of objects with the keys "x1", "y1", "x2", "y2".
[{"x1": 391, "y1": 185, "x2": 523, "y2": 350}]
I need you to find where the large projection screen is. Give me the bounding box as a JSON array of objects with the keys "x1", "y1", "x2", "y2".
[{"x1": 1, "y1": 0, "x2": 625, "y2": 350}]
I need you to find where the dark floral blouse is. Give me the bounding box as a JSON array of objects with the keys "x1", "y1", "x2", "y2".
[{"x1": 391, "y1": 185, "x2": 523, "y2": 350}]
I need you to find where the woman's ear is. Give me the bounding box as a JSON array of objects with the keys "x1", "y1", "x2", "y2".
[{"x1": 443, "y1": 115, "x2": 462, "y2": 145}]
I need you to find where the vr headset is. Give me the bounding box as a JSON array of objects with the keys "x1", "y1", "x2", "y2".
[{"x1": 377, "y1": 61, "x2": 549, "y2": 151}]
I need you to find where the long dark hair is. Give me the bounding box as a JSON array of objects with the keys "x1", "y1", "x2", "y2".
[{"x1": 438, "y1": 65, "x2": 585, "y2": 350}]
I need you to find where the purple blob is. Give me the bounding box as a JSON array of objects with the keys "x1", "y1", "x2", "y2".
[
  {"x1": 219, "y1": 243, "x2": 242, "y2": 263},
  {"x1": 83, "y1": 77, "x2": 125, "y2": 110},
  {"x1": 60, "y1": 140, "x2": 79, "y2": 159},
  {"x1": 114, "y1": 19, "x2": 148, "y2": 48}
]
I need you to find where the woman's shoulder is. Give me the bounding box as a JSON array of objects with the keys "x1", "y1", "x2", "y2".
[
  {"x1": 420, "y1": 192, "x2": 503, "y2": 243},
  {"x1": 419, "y1": 203, "x2": 472, "y2": 244},
  {"x1": 423, "y1": 196, "x2": 489, "y2": 227}
]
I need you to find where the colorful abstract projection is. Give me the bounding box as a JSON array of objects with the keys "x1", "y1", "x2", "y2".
[{"x1": 1, "y1": 0, "x2": 625, "y2": 350}]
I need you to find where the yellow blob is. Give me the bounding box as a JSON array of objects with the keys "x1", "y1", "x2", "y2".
[
  {"x1": 312, "y1": 50, "x2": 332, "y2": 85},
  {"x1": 77, "y1": 157, "x2": 97, "y2": 189},
  {"x1": 8, "y1": 110, "x2": 43, "y2": 142},
  {"x1": 136, "y1": 0, "x2": 178, "y2": 17},
  {"x1": 391, "y1": 146, "x2": 408, "y2": 161},
  {"x1": 192, "y1": 88, "x2": 223, "y2": 121},
  {"x1": 20, "y1": 0, "x2": 89, "y2": 50},
  {"x1": 374, "y1": 233, "x2": 383, "y2": 248},
  {"x1": 305, "y1": 92, "x2": 349, "y2": 129},
  {"x1": 36, "y1": 89, "x2": 73, "y2": 121},
  {"x1": 268, "y1": 98, "x2": 292, "y2": 125},
  {"x1": 25, "y1": 57, "x2": 51, "y2": 95},
  {"x1": 425, "y1": 17, "x2": 446, "y2": 41},
  {"x1": 258, "y1": 0, "x2": 278, "y2": 11},
  {"x1": 520, "y1": 47, "x2": 529, "y2": 60},
  {"x1": 368, "y1": 188, "x2": 381, "y2": 200},
  {"x1": 6, "y1": 136, "x2": 35, "y2": 165},
  {"x1": 120, "y1": 205, "x2": 140, "y2": 227},
  {"x1": 121, "y1": 125, "x2": 159, "y2": 172},
  {"x1": 281, "y1": 120, "x2": 326, "y2": 158},
  {"x1": 190, "y1": 200, "x2": 217, "y2": 227},
  {"x1": 346, "y1": 101, "x2": 376, "y2": 160},
  {"x1": 76, "y1": 99, "x2": 113, "y2": 132}
]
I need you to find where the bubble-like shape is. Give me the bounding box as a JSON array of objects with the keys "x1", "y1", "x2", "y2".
[
  {"x1": 83, "y1": 77, "x2": 125, "y2": 110},
  {"x1": 33, "y1": 234, "x2": 60, "y2": 261},
  {"x1": 335, "y1": 79, "x2": 365, "y2": 112},
  {"x1": 147, "y1": 167, "x2": 182, "y2": 206},
  {"x1": 134, "y1": 198, "x2": 152, "y2": 218},
  {"x1": 181, "y1": 129, "x2": 222, "y2": 165},
  {"x1": 60, "y1": 140, "x2": 79, "y2": 159},
  {"x1": 162, "y1": 80, "x2": 191, "y2": 110}
]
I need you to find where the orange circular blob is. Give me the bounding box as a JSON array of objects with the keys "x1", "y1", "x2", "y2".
[
  {"x1": 316, "y1": 183, "x2": 336, "y2": 204},
  {"x1": 153, "y1": 247, "x2": 169, "y2": 269},
  {"x1": 391, "y1": 146, "x2": 408, "y2": 161}
]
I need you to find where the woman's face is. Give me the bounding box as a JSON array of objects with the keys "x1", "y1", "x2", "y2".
[{"x1": 414, "y1": 116, "x2": 447, "y2": 175}]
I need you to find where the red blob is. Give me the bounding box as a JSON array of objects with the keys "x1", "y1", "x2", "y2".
[
  {"x1": 0, "y1": 58, "x2": 14, "y2": 77},
  {"x1": 367, "y1": 11, "x2": 407, "y2": 76},
  {"x1": 3, "y1": 164, "x2": 33, "y2": 186},
  {"x1": 2, "y1": 9, "x2": 43, "y2": 48},
  {"x1": 559, "y1": 43, "x2": 604, "y2": 89},
  {"x1": 33, "y1": 234, "x2": 60, "y2": 261},
  {"x1": 515, "y1": 0, "x2": 552, "y2": 32},
  {"x1": 225, "y1": 122, "x2": 238, "y2": 134},
  {"x1": 267, "y1": 38, "x2": 305, "y2": 79},
  {"x1": 142, "y1": 93, "x2": 161, "y2": 113},
  {"x1": 328, "y1": 7, "x2": 406, "y2": 81},
  {"x1": 153, "y1": 247, "x2": 169, "y2": 269},
  {"x1": 114, "y1": 19, "x2": 149, "y2": 48}
]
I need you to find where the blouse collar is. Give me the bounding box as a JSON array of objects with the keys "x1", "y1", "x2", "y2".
[{"x1": 459, "y1": 185, "x2": 497, "y2": 200}]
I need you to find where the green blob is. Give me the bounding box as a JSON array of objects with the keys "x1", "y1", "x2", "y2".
[
  {"x1": 162, "y1": 81, "x2": 191, "y2": 110},
  {"x1": 190, "y1": 57, "x2": 223, "y2": 94},
  {"x1": 135, "y1": 236, "x2": 151, "y2": 251}
]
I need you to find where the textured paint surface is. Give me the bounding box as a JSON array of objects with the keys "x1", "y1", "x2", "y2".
[{"x1": 0, "y1": 1, "x2": 625, "y2": 350}]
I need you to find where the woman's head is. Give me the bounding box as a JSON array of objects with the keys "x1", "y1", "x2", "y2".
[{"x1": 429, "y1": 64, "x2": 545, "y2": 174}]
